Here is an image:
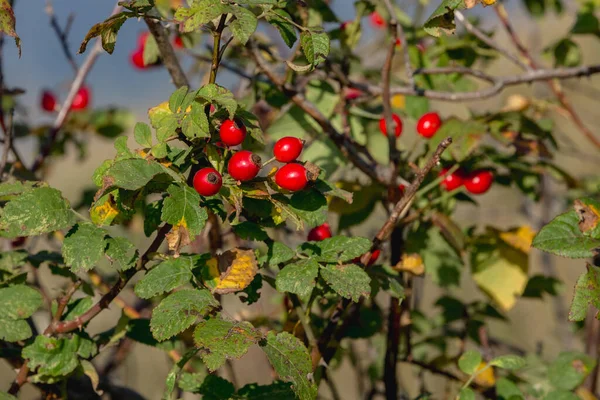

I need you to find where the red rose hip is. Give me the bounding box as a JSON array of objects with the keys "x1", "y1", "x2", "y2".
[
  {"x1": 464, "y1": 170, "x2": 493, "y2": 195},
  {"x1": 274, "y1": 136, "x2": 304, "y2": 163},
  {"x1": 174, "y1": 35, "x2": 184, "y2": 49},
  {"x1": 71, "y1": 86, "x2": 90, "y2": 110},
  {"x1": 228, "y1": 150, "x2": 261, "y2": 181},
  {"x1": 369, "y1": 11, "x2": 385, "y2": 28},
  {"x1": 131, "y1": 48, "x2": 147, "y2": 69},
  {"x1": 41, "y1": 90, "x2": 57, "y2": 112},
  {"x1": 275, "y1": 163, "x2": 308, "y2": 192},
  {"x1": 193, "y1": 167, "x2": 222, "y2": 196},
  {"x1": 379, "y1": 114, "x2": 403, "y2": 137},
  {"x1": 368, "y1": 249, "x2": 381, "y2": 266},
  {"x1": 308, "y1": 223, "x2": 332, "y2": 241},
  {"x1": 219, "y1": 119, "x2": 247, "y2": 147},
  {"x1": 439, "y1": 168, "x2": 464, "y2": 192},
  {"x1": 417, "y1": 112, "x2": 442, "y2": 138}
]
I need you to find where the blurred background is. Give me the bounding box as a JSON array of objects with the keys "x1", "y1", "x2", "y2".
[{"x1": 2, "y1": 0, "x2": 600, "y2": 399}]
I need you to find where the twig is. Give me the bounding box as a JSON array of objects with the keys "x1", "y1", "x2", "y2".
[
  {"x1": 382, "y1": 0, "x2": 413, "y2": 87},
  {"x1": 49, "y1": 281, "x2": 82, "y2": 328},
  {"x1": 494, "y1": 3, "x2": 600, "y2": 149},
  {"x1": 380, "y1": 22, "x2": 400, "y2": 179},
  {"x1": 384, "y1": 296, "x2": 402, "y2": 400},
  {"x1": 31, "y1": 3, "x2": 123, "y2": 174},
  {"x1": 144, "y1": 17, "x2": 190, "y2": 88},
  {"x1": 46, "y1": 0, "x2": 78, "y2": 73},
  {"x1": 0, "y1": 109, "x2": 14, "y2": 178}
]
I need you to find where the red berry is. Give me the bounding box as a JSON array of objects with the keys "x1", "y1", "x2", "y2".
[
  {"x1": 395, "y1": 38, "x2": 402, "y2": 47},
  {"x1": 344, "y1": 88, "x2": 362, "y2": 100},
  {"x1": 464, "y1": 170, "x2": 493, "y2": 195},
  {"x1": 274, "y1": 136, "x2": 304, "y2": 163},
  {"x1": 379, "y1": 114, "x2": 403, "y2": 137},
  {"x1": 131, "y1": 48, "x2": 147, "y2": 69},
  {"x1": 439, "y1": 168, "x2": 464, "y2": 192},
  {"x1": 275, "y1": 163, "x2": 308, "y2": 192},
  {"x1": 308, "y1": 223, "x2": 332, "y2": 241},
  {"x1": 174, "y1": 35, "x2": 184, "y2": 49},
  {"x1": 369, "y1": 11, "x2": 385, "y2": 28},
  {"x1": 368, "y1": 249, "x2": 381, "y2": 266},
  {"x1": 228, "y1": 150, "x2": 261, "y2": 181},
  {"x1": 219, "y1": 119, "x2": 247, "y2": 147},
  {"x1": 41, "y1": 90, "x2": 57, "y2": 112},
  {"x1": 71, "y1": 86, "x2": 90, "y2": 111},
  {"x1": 193, "y1": 167, "x2": 222, "y2": 196},
  {"x1": 398, "y1": 184, "x2": 406, "y2": 195},
  {"x1": 417, "y1": 112, "x2": 442, "y2": 138},
  {"x1": 340, "y1": 21, "x2": 351, "y2": 30}
]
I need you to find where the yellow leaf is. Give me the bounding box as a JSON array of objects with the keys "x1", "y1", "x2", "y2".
[
  {"x1": 391, "y1": 94, "x2": 405, "y2": 109},
  {"x1": 166, "y1": 221, "x2": 191, "y2": 256},
  {"x1": 482, "y1": 0, "x2": 496, "y2": 5},
  {"x1": 499, "y1": 226, "x2": 536, "y2": 254},
  {"x1": 202, "y1": 249, "x2": 258, "y2": 295},
  {"x1": 394, "y1": 253, "x2": 425, "y2": 276},
  {"x1": 473, "y1": 362, "x2": 495, "y2": 387},
  {"x1": 577, "y1": 387, "x2": 598, "y2": 400},
  {"x1": 472, "y1": 231, "x2": 528, "y2": 311},
  {"x1": 148, "y1": 101, "x2": 172, "y2": 127},
  {"x1": 90, "y1": 195, "x2": 120, "y2": 226}
]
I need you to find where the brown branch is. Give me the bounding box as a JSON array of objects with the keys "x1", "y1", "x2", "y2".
[
  {"x1": 46, "y1": 0, "x2": 78, "y2": 73},
  {"x1": 48, "y1": 281, "x2": 82, "y2": 329},
  {"x1": 494, "y1": 3, "x2": 600, "y2": 149},
  {"x1": 144, "y1": 17, "x2": 190, "y2": 88},
  {"x1": 382, "y1": 0, "x2": 413, "y2": 87},
  {"x1": 384, "y1": 296, "x2": 402, "y2": 400},
  {"x1": 31, "y1": 3, "x2": 123, "y2": 174}
]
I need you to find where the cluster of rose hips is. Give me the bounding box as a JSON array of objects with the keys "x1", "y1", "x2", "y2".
[
  {"x1": 378, "y1": 111, "x2": 442, "y2": 139},
  {"x1": 192, "y1": 119, "x2": 310, "y2": 196},
  {"x1": 131, "y1": 32, "x2": 184, "y2": 70},
  {"x1": 307, "y1": 222, "x2": 380, "y2": 266},
  {"x1": 40, "y1": 86, "x2": 90, "y2": 113},
  {"x1": 439, "y1": 168, "x2": 494, "y2": 195}
]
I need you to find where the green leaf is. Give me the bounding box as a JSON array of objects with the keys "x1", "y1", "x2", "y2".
[
  {"x1": 62, "y1": 297, "x2": 93, "y2": 321},
  {"x1": 164, "y1": 348, "x2": 200, "y2": 399},
  {"x1": 198, "y1": 375, "x2": 236, "y2": 400},
  {"x1": 105, "y1": 236, "x2": 139, "y2": 271},
  {"x1": 489, "y1": 355, "x2": 526, "y2": 370},
  {"x1": 161, "y1": 184, "x2": 208, "y2": 238},
  {"x1": 544, "y1": 390, "x2": 580, "y2": 400},
  {"x1": 0, "y1": 285, "x2": 43, "y2": 320},
  {"x1": 424, "y1": 0, "x2": 465, "y2": 37},
  {"x1": 547, "y1": 351, "x2": 595, "y2": 390},
  {"x1": 79, "y1": 12, "x2": 129, "y2": 54},
  {"x1": 266, "y1": 9, "x2": 297, "y2": 48},
  {"x1": 427, "y1": 117, "x2": 486, "y2": 162},
  {"x1": 134, "y1": 122, "x2": 153, "y2": 147},
  {"x1": 265, "y1": 242, "x2": 295, "y2": 266},
  {"x1": 143, "y1": 32, "x2": 160, "y2": 66},
  {"x1": 572, "y1": 10, "x2": 599, "y2": 35},
  {"x1": 0, "y1": 250, "x2": 28, "y2": 272},
  {"x1": 174, "y1": 0, "x2": 230, "y2": 32},
  {"x1": 0, "y1": 187, "x2": 76, "y2": 238},
  {"x1": 230, "y1": 6, "x2": 257, "y2": 45},
  {"x1": 193, "y1": 316, "x2": 260, "y2": 371},
  {"x1": 458, "y1": 388, "x2": 476, "y2": 400},
  {"x1": 569, "y1": 264, "x2": 600, "y2": 321},
  {"x1": 300, "y1": 30, "x2": 330, "y2": 66},
  {"x1": 63, "y1": 223, "x2": 107, "y2": 272},
  {"x1": 320, "y1": 264, "x2": 371, "y2": 302},
  {"x1": 233, "y1": 221, "x2": 269, "y2": 241},
  {"x1": 135, "y1": 256, "x2": 195, "y2": 299},
  {"x1": 549, "y1": 38, "x2": 581, "y2": 67},
  {"x1": 237, "y1": 382, "x2": 295, "y2": 399},
  {"x1": 532, "y1": 210, "x2": 600, "y2": 258},
  {"x1": 0, "y1": 0, "x2": 21, "y2": 56},
  {"x1": 261, "y1": 331, "x2": 317, "y2": 400},
  {"x1": 102, "y1": 158, "x2": 175, "y2": 191},
  {"x1": 276, "y1": 259, "x2": 319, "y2": 297},
  {"x1": 196, "y1": 84, "x2": 238, "y2": 118},
  {"x1": 300, "y1": 236, "x2": 371, "y2": 263},
  {"x1": 289, "y1": 189, "x2": 327, "y2": 227},
  {"x1": 22, "y1": 335, "x2": 80, "y2": 377},
  {"x1": 181, "y1": 102, "x2": 210, "y2": 139},
  {"x1": 496, "y1": 377, "x2": 524, "y2": 400},
  {"x1": 0, "y1": 318, "x2": 32, "y2": 342},
  {"x1": 458, "y1": 350, "x2": 482, "y2": 375},
  {"x1": 169, "y1": 86, "x2": 189, "y2": 113},
  {"x1": 0, "y1": 180, "x2": 36, "y2": 199},
  {"x1": 150, "y1": 289, "x2": 219, "y2": 341}
]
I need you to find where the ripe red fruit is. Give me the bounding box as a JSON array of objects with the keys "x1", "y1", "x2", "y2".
[
  {"x1": 398, "y1": 184, "x2": 406, "y2": 195},
  {"x1": 174, "y1": 35, "x2": 184, "y2": 49},
  {"x1": 228, "y1": 150, "x2": 261, "y2": 181},
  {"x1": 344, "y1": 88, "x2": 362, "y2": 100},
  {"x1": 137, "y1": 32, "x2": 150, "y2": 47},
  {"x1": 275, "y1": 163, "x2": 308, "y2": 192},
  {"x1": 368, "y1": 249, "x2": 381, "y2": 266},
  {"x1": 307, "y1": 223, "x2": 332, "y2": 242},
  {"x1": 131, "y1": 48, "x2": 147, "y2": 69},
  {"x1": 464, "y1": 170, "x2": 494, "y2": 195},
  {"x1": 439, "y1": 168, "x2": 464, "y2": 192},
  {"x1": 71, "y1": 86, "x2": 90, "y2": 111},
  {"x1": 417, "y1": 112, "x2": 442, "y2": 138},
  {"x1": 395, "y1": 38, "x2": 402, "y2": 47},
  {"x1": 41, "y1": 90, "x2": 57, "y2": 112},
  {"x1": 379, "y1": 114, "x2": 403, "y2": 137},
  {"x1": 274, "y1": 136, "x2": 304, "y2": 163},
  {"x1": 369, "y1": 11, "x2": 385, "y2": 28},
  {"x1": 193, "y1": 167, "x2": 222, "y2": 196},
  {"x1": 219, "y1": 119, "x2": 247, "y2": 146}
]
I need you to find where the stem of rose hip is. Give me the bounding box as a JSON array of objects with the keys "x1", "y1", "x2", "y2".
[{"x1": 262, "y1": 156, "x2": 277, "y2": 167}]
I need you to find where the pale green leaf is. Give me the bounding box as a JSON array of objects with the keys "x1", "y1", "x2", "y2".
[
  {"x1": 0, "y1": 318, "x2": 32, "y2": 342},
  {"x1": 135, "y1": 256, "x2": 196, "y2": 299},
  {"x1": 532, "y1": 210, "x2": 600, "y2": 258},
  {"x1": 276, "y1": 259, "x2": 319, "y2": 297},
  {"x1": 161, "y1": 184, "x2": 208, "y2": 237},
  {"x1": 63, "y1": 223, "x2": 107, "y2": 272},
  {"x1": 320, "y1": 264, "x2": 371, "y2": 302},
  {"x1": 0, "y1": 285, "x2": 43, "y2": 320},
  {"x1": 22, "y1": 335, "x2": 80, "y2": 377},
  {"x1": 458, "y1": 350, "x2": 482, "y2": 375},
  {"x1": 230, "y1": 6, "x2": 257, "y2": 45}
]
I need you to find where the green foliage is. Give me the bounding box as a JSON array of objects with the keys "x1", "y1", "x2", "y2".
[
  {"x1": 134, "y1": 256, "x2": 195, "y2": 299},
  {"x1": 62, "y1": 223, "x2": 107, "y2": 272},
  {"x1": 320, "y1": 264, "x2": 371, "y2": 302},
  {"x1": 458, "y1": 350, "x2": 482, "y2": 374},
  {"x1": 276, "y1": 259, "x2": 320, "y2": 297}
]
